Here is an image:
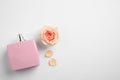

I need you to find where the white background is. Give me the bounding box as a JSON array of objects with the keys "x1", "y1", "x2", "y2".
[{"x1": 0, "y1": 0, "x2": 120, "y2": 80}]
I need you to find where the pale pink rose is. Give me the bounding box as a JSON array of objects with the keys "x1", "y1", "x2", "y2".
[{"x1": 40, "y1": 26, "x2": 59, "y2": 46}]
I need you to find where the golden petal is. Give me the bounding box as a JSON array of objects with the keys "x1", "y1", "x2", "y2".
[
  {"x1": 48, "y1": 58, "x2": 56, "y2": 66},
  {"x1": 45, "y1": 50, "x2": 53, "y2": 58}
]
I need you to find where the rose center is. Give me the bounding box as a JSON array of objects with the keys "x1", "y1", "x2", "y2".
[{"x1": 45, "y1": 31, "x2": 55, "y2": 41}]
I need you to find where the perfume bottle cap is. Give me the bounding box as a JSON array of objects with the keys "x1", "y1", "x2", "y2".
[{"x1": 18, "y1": 34, "x2": 26, "y2": 42}]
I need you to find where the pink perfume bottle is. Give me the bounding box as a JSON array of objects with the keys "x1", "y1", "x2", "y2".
[{"x1": 7, "y1": 34, "x2": 40, "y2": 71}]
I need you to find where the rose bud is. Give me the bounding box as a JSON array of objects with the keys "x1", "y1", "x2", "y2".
[{"x1": 40, "y1": 25, "x2": 59, "y2": 46}]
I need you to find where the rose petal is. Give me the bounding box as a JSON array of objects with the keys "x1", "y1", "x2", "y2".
[
  {"x1": 45, "y1": 50, "x2": 53, "y2": 58},
  {"x1": 48, "y1": 58, "x2": 56, "y2": 67}
]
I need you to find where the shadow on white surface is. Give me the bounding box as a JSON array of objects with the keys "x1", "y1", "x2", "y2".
[{"x1": 36, "y1": 39, "x2": 48, "y2": 51}]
